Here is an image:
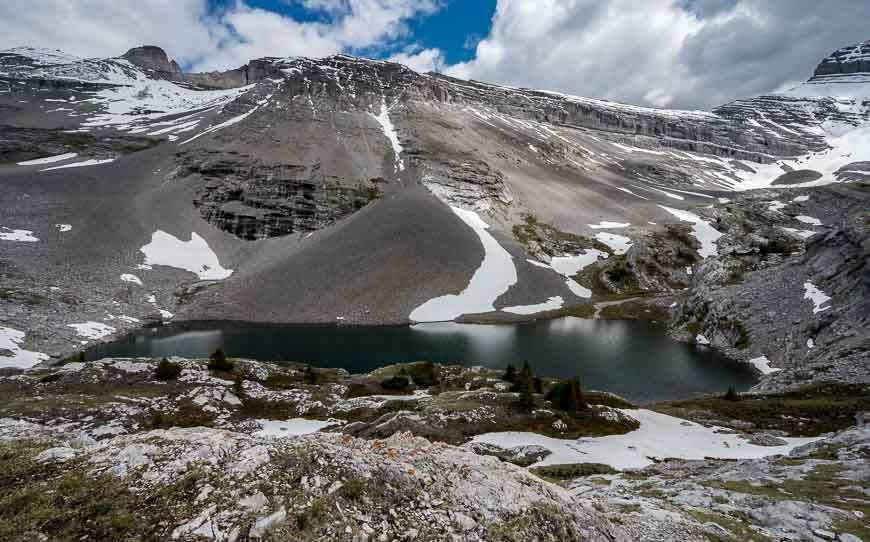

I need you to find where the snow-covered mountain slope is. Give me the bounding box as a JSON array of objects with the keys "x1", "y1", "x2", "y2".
[
  {"x1": 1, "y1": 41, "x2": 868, "y2": 388},
  {"x1": 713, "y1": 42, "x2": 870, "y2": 190}
]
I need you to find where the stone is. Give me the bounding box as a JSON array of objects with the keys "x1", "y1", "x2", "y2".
[{"x1": 249, "y1": 508, "x2": 287, "y2": 539}]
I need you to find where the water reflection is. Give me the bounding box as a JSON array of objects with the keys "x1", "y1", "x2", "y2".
[{"x1": 88, "y1": 319, "x2": 758, "y2": 403}]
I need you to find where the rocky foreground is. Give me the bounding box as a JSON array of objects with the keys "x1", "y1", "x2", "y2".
[{"x1": 0, "y1": 357, "x2": 867, "y2": 541}]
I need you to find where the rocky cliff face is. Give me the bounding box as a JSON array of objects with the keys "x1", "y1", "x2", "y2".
[
  {"x1": 670, "y1": 184, "x2": 870, "y2": 389},
  {"x1": 813, "y1": 39, "x2": 870, "y2": 78},
  {"x1": 180, "y1": 150, "x2": 382, "y2": 240}
]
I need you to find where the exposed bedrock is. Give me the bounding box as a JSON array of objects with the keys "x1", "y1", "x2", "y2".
[
  {"x1": 179, "y1": 150, "x2": 384, "y2": 240},
  {"x1": 121, "y1": 45, "x2": 182, "y2": 79},
  {"x1": 419, "y1": 157, "x2": 512, "y2": 212},
  {"x1": 0, "y1": 125, "x2": 158, "y2": 162},
  {"x1": 812, "y1": 39, "x2": 870, "y2": 78},
  {"x1": 671, "y1": 186, "x2": 870, "y2": 388}
]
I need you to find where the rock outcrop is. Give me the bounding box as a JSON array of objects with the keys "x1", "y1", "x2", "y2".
[
  {"x1": 813, "y1": 39, "x2": 870, "y2": 79},
  {"x1": 180, "y1": 150, "x2": 382, "y2": 240},
  {"x1": 121, "y1": 45, "x2": 182, "y2": 79}
]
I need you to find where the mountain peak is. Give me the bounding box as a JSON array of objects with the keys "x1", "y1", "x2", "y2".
[
  {"x1": 812, "y1": 39, "x2": 870, "y2": 80},
  {"x1": 121, "y1": 45, "x2": 181, "y2": 77}
]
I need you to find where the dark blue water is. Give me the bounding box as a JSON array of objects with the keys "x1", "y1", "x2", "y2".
[{"x1": 88, "y1": 318, "x2": 757, "y2": 403}]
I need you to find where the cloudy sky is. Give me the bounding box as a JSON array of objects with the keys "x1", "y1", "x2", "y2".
[{"x1": 1, "y1": 0, "x2": 867, "y2": 110}]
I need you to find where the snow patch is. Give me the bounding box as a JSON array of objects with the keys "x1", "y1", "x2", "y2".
[
  {"x1": 502, "y1": 296, "x2": 564, "y2": 315},
  {"x1": 588, "y1": 221, "x2": 630, "y2": 229},
  {"x1": 550, "y1": 250, "x2": 608, "y2": 276},
  {"x1": 67, "y1": 322, "x2": 116, "y2": 340},
  {"x1": 140, "y1": 231, "x2": 233, "y2": 281},
  {"x1": 658, "y1": 206, "x2": 722, "y2": 258},
  {"x1": 748, "y1": 355, "x2": 781, "y2": 375},
  {"x1": 40, "y1": 158, "x2": 115, "y2": 171},
  {"x1": 564, "y1": 279, "x2": 593, "y2": 298},
  {"x1": 410, "y1": 207, "x2": 516, "y2": 322},
  {"x1": 594, "y1": 232, "x2": 633, "y2": 255},
  {"x1": 17, "y1": 152, "x2": 78, "y2": 165},
  {"x1": 370, "y1": 99, "x2": 404, "y2": 172},
  {"x1": 0, "y1": 227, "x2": 38, "y2": 242},
  {"x1": 472, "y1": 409, "x2": 816, "y2": 470},
  {"x1": 803, "y1": 282, "x2": 831, "y2": 314},
  {"x1": 120, "y1": 273, "x2": 143, "y2": 286},
  {"x1": 0, "y1": 327, "x2": 49, "y2": 368},
  {"x1": 525, "y1": 259, "x2": 552, "y2": 269},
  {"x1": 795, "y1": 215, "x2": 822, "y2": 226},
  {"x1": 253, "y1": 418, "x2": 343, "y2": 439}
]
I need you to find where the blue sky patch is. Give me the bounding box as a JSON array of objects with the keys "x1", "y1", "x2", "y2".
[{"x1": 206, "y1": 0, "x2": 495, "y2": 63}]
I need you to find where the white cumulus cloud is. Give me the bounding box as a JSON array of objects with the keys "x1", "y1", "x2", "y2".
[{"x1": 446, "y1": 0, "x2": 870, "y2": 110}]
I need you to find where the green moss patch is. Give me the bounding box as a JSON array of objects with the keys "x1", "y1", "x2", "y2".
[
  {"x1": 652, "y1": 383, "x2": 870, "y2": 436},
  {"x1": 530, "y1": 462, "x2": 617, "y2": 482}
]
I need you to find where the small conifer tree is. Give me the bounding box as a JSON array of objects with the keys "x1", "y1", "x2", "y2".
[
  {"x1": 207, "y1": 348, "x2": 233, "y2": 372},
  {"x1": 303, "y1": 365, "x2": 319, "y2": 385},
  {"x1": 232, "y1": 374, "x2": 246, "y2": 399},
  {"x1": 154, "y1": 357, "x2": 182, "y2": 380},
  {"x1": 503, "y1": 364, "x2": 517, "y2": 383},
  {"x1": 513, "y1": 360, "x2": 536, "y2": 411},
  {"x1": 546, "y1": 378, "x2": 588, "y2": 412}
]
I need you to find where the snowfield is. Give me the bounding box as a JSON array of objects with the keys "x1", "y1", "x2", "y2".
[
  {"x1": 748, "y1": 355, "x2": 781, "y2": 375},
  {"x1": 254, "y1": 418, "x2": 343, "y2": 439},
  {"x1": 803, "y1": 281, "x2": 832, "y2": 314},
  {"x1": 550, "y1": 250, "x2": 608, "y2": 276},
  {"x1": 139, "y1": 231, "x2": 233, "y2": 281},
  {"x1": 411, "y1": 207, "x2": 517, "y2": 322},
  {"x1": 502, "y1": 296, "x2": 564, "y2": 315},
  {"x1": 536, "y1": 251, "x2": 605, "y2": 300},
  {"x1": 593, "y1": 232, "x2": 633, "y2": 256},
  {"x1": 370, "y1": 99, "x2": 405, "y2": 172},
  {"x1": 473, "y1": 409, "x2": 818, "y2": 470},
  {"x1": 0, "y1": 227, "x2": 38, "y2": 242},
  {"x1": 82, "y1": 68, "x2": 250, "y2": 133},
  {"x1": 0, "y1": 327, "x2": 49, "y2": 368}
]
